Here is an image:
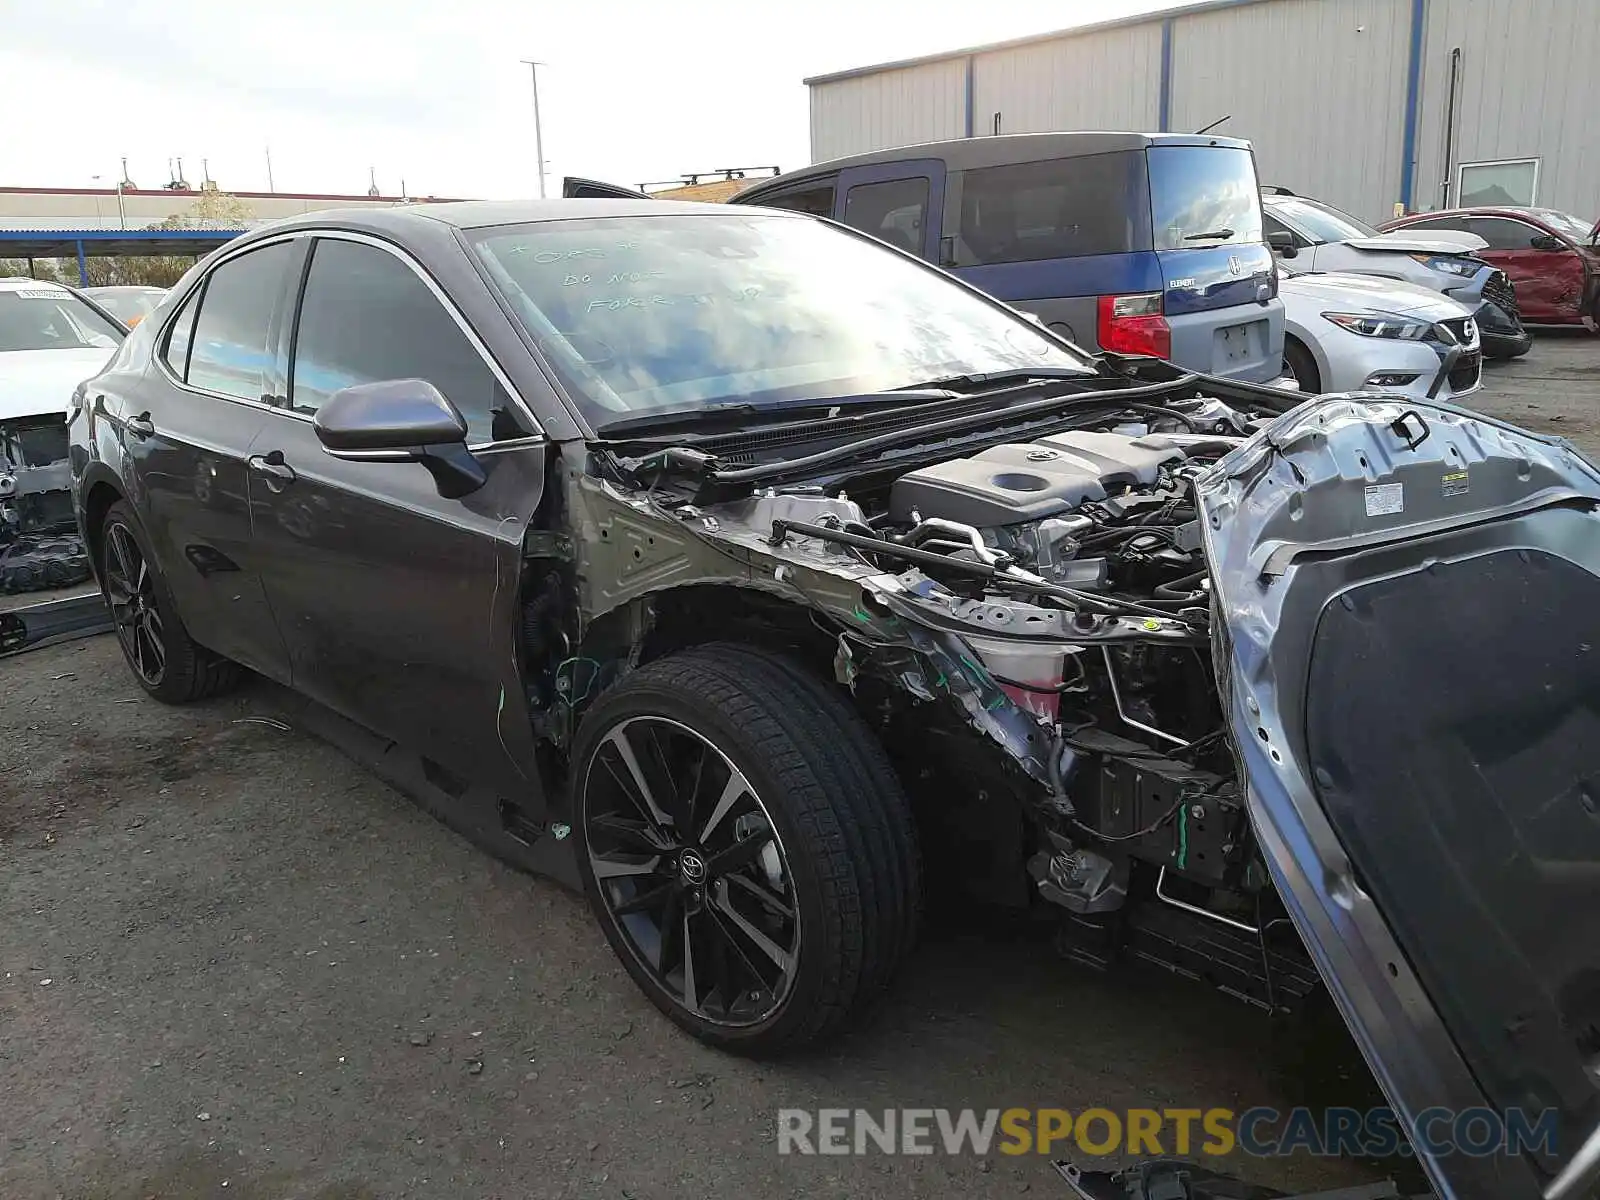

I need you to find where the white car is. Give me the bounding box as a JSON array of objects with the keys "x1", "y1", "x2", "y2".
[
  {"x1": 0, "y1": 278, "x2": 125, "y2": 590},
  {"x1": 1277, "y1": 265, "x2": 1481, "y2": 401},
  {"x1": 1262, "y1": 189, "x2": 1531, "y2": 359}
]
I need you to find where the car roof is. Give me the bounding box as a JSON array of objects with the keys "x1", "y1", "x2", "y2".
[
  {"x1": 736, "y1": 131, "x2": 1251, "y2": 196},
  {"x1": 1397, "y1": 205, "x2": 1551, "y2": 221},
  {"x1": 255, "y1": 197, "x2": 776, "y2": 236},
  {"x1": 0, "y1": 277, "x2": 75, "y2": 292}
]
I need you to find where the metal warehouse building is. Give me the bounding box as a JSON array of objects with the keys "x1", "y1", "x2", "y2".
[{"x1": 804, "y1": 0, "x2": 1600, "y2": 223}]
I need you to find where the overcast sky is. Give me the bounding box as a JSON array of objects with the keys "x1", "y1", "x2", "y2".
[{"x1": 1, "y1": 0, "x2": 1182, "y2": 199}]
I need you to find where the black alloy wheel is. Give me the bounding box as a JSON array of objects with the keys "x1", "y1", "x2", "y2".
[
  {"x1": 97, "y1": 500, "x2": 241, "y2": 703},
  {"x1": 572, "y1": 645, "x2": 921, "y2": 1054},
  {"x1": 103, "y1": 518, "x2": 166, "y2": 687},
  {"x1": 585, "y1": 714, "x2": 800, "y2": 1027}
]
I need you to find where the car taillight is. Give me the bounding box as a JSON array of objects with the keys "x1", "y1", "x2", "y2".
[{"x1": 1096, "y1": 292, "x2": 1171, "y2": 359}]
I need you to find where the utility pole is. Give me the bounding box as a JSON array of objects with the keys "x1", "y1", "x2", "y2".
[
  {"x1": 520, "y1": 59, "x2": 547, "y2": 198},
  {"x1": 265, "y1": 145, "x2": 275, "y2": 193}
]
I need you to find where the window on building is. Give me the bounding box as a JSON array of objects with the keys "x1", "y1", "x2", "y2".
[
  {"x1": 1459, "y1": 159, "x2": 1538, "y2": 208},
  {"x1": 955, "y1": 151, "x2": 1146, "y2": 266},
  {"x1": 289, "y1": 237, "x2": 528, "y2": 443},
  {"x1": 842, "y1": 177, "x2": 930, "y2": 255},
  {"x1": 185, "y1": 242, "x2": 294, "y2": 401}
]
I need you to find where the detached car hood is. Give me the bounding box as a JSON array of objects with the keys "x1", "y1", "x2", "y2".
[
  {"x1": 0, "y1": 348, "x2": 115, "y2": 422},
  {"x1": 1197, "y1": 396, "x2": 1600, "y2": 1200},
  {"x1": 1344, "y1": 230, "x2": 1489, "y2": 255},
  {"x1": 1279, "y1": 270, "x2": 1475, "y2": 321}
]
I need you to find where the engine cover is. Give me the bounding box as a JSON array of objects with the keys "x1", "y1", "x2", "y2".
[{"x1": 890, "y1": 431, "x2": 1188, "y2": 527}]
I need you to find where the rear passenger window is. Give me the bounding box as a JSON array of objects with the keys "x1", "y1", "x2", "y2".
[
  {"x1": 751, "y1": 182, "x2": 835, "y2": 217},
  {"x1": 955, "y1": 152, "x2": 1145, "y2": 266},
  {"x1": 289, "y1": 238, "x2": 529, "y2": 444},
  {"x1": 185, "y1": 243, "x2": 294, "y2": 401},
  {"x1": 162, "y1": 290, "x2": 199, "y2": 378},
  {"x1": 843, "y1": 178, "x2": 929, "y2": 255}
]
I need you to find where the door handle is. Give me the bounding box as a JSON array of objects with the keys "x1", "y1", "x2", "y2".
[
  {"x1": 248, "y1": 450, "x2": 298, "y2": 488},
  {"x1": 124, "y1": 412, "x2": 155, "y2": 439}
]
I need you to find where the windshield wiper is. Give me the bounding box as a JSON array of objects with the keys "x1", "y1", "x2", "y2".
[
  {"x1": 1183, "y1": 228, "x2": 1236, "y2": 241},
  {"x1": 901, "y1": 365, "x2": 1096, "y2": 391},
  {"x1": 593, "y1": 388, "x2": 959, "y2": 439}
]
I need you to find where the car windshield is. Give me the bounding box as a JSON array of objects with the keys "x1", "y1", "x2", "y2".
[
  {"x1": 1268, "y1": 196, "x2": 1378, "y2": 244},
  {"x1": 1528, "y1": 209, "x2": 1597, "y2": 243},
  {"x1": 469, "y1": 213, "x2": 1093, "y2": 425},
  {"x1": 0, "y1": 286, "x2": 125, "y2": 352}
]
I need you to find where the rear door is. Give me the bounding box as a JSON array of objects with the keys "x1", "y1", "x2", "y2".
[
  {"x1": 114, "y1": 240, "x2": 296, "y2": 680},
  {"x1": 246, "y1": 232, "x2": 549, "y2": 801},
  {"x1": 1146, "y1": 144, "x2": 1282, "y2": 382},
  {"x1": 1465, "y1": 215, "x2": 1586, "y2": 322},
  {"x1": 833, "y1": 159, "x2": 945, "y2": 262}
]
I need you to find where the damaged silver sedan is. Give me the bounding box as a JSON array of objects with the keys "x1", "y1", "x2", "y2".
[{"x1": 71, "y1": 201, "x2": 1600, "y2": 1200}]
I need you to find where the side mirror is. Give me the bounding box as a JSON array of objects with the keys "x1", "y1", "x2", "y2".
[
  {"x1": 1530, "y1": 233, "x2": 1565, "y2": 252},
  {"x1": 1267, "y1": 230, "x2": 1298, "y2": 259},
  {"x1": 313, "y1": 379, "x2": 487, "y2": 499}
]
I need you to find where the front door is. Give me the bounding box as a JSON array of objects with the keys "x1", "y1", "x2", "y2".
[
  {"x1": 113, "y1": 241, "x2": 297, "y2": 680},
  {"x1": 833, "y1": 159, "x2": 947, "y2": 262},
  {"x1": 245, "y1": 233, "x2": 549, "y2": 799},
  {"x1": 1467, "y1": 216, "x2": 1587, "y2": 323}
]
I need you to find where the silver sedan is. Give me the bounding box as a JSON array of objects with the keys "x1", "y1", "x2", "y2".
[{"x1": 1277, "y1": 265, "x2": 1482, "y2": 400}]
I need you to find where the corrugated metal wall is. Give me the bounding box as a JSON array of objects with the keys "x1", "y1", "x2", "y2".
[
  {"x1": 970, "y1": 24, "x2": 1161, "y2": 137},
  {"x1": 1168, "y1": 0, "x2": 1411, "y2": 221},
  {"x1": 806, "y1": 0, "x2": 1598, "y2": 219},
  {"x1": 1412, "y1": 0, "x2": 1600, "y2": 215},
  {"x1": 808, "y1": 59, "x2": 968, "y2": 163}
]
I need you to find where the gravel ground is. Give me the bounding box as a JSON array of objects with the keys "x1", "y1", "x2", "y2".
[{"x1": 3, "y1": 334, "x2": 1596, "y2": 1200}]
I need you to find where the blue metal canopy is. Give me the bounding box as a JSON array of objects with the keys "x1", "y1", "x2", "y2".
[{"x1": 0, "y1": 228, "x2": 247, "y2": 283}]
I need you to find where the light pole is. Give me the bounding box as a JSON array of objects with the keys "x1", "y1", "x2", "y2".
[
  {"x1": 520, "y1": 59, "x2": 547, "y2": 198},
  {"x1": 90, "y1": 174, "x2": 127, "y2": 229}
]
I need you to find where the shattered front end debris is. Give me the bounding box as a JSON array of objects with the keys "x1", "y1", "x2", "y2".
[{"x1": 0, "y1": 413, "x2": 91, "y2": 594}]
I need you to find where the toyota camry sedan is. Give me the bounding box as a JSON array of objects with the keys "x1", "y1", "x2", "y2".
[{"x1": 71, "y1": 199, "x2": 1600, "y2": 1200}]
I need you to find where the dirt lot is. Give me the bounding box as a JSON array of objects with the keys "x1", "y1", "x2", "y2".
[{"x1": 3, "y1": 337, "x2": 1597, "y2": 1200}]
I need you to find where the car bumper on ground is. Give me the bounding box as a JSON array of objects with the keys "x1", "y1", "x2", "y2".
[
  {"x1": 1478, "y1": 318, "x2": 1534, "y2": 358},
  {"x1": 1461, "y1": 271, "x2": 1531, "y2": 358}
]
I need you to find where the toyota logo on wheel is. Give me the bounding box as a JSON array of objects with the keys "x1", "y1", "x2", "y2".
[{"x1": 679, "y1": 850, "x2": 708, "y2": 885}]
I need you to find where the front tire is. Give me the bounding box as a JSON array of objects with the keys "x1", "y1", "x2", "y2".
[
  {"x1": 99, "y1": 500, "x2": 241, "y2": 703},
  {"x1": 570, "y1": 644, "x2": 919, "y2": 1054},
  {"x1": 1283, "y1": 336, "x2": 1322, "y2": 394}
]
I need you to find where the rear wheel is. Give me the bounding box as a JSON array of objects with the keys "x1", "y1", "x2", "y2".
[
  {"x1": 99, "y1": 501, "x2": 241, "y2": 703},
  {"x1": 570, "y1": 644, "x2": 919, "y2": 1054},
  {"x1": 1283, "y1": 336, "x2": 1322, "y2": 394}
]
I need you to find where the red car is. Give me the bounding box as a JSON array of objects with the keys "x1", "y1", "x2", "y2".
[{"x1": 1381, "y1": 206, "x2": 1600, "y2": 329}]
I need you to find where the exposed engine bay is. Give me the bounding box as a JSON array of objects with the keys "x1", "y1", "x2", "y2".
[{"x1": 576, "y1": 377, "x2": 1320, "y2": 1012}]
